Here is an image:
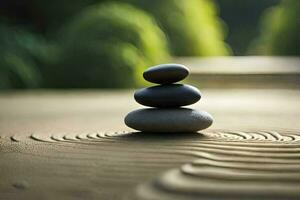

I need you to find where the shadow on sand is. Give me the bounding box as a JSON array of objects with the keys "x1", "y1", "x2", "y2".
[{"x1": 113, "y1": 131, "x2": 205, "y2": 142}]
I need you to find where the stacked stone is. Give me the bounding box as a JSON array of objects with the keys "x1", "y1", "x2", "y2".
[{"x1": 125, "y1": 64, "x2": 213, "y2": 133}]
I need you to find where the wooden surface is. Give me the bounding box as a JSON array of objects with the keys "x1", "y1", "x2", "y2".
[
  {"x1": 1, "y1": 89, "x2": 300, "y2": 200},
  {"x1": 176, "y1": 56, "x2": 300, "y2": 88}
]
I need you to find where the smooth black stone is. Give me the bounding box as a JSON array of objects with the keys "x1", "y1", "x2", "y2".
[
  {"x1": 134, "y1": 84, "x2": 201, "y2": 108},
  {"x1": 143, "y1": 64, "x2": 189, "y2": 84},
  {"x1": 124, "y1": 108, "x2": 213, "y2": 132}
]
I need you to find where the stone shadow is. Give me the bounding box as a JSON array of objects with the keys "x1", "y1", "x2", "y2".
[{"x1": 113, "y1": 131, "x2": 205, "y2": 142}]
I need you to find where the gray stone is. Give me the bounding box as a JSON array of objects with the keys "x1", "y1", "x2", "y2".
[
  {"x1": 124, "y1": 108, "x2": 213, "y2": 132},
  {"x1": 134, "y1": 84, "x2": 201, "y2": 107},
  {"x1": 143, "y1": 64, "x2": 189, "y2": 84}
]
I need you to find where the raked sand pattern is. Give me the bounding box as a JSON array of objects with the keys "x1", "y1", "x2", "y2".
[{"x1": 1, "y1": 130, "x2": 300, "y2": 199}]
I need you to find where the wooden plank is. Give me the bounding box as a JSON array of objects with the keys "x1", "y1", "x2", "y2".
[
  {"x1": 176, "y1": 56, "x2": 300, "y2": 74},
  {"x1": 174, "y1": 56, "x2": 300, "y2": 88}
]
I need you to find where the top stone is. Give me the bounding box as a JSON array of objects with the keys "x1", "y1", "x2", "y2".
[{"x1": 143, "y1": 64, "x2": 189, "y2": 84}]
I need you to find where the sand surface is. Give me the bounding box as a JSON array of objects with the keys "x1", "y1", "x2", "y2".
[{"x1": 0, "y1": 89, "x2": 300, "y2": 199}]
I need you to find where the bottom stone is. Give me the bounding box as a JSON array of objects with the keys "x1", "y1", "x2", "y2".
[{"x1": 124, "y1": 108, "x2": 213, "y2": 132}]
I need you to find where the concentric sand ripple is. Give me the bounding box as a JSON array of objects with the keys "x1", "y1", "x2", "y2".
[
  {"x1": 9, "y1": 130, "x2": 300, "y2": 144},
  {"x1": 3, "y1": 130, "x2": 300, "y2": 199},
  {"x1": 133, "y1": 130, "x2": 300, "y2": 200}
]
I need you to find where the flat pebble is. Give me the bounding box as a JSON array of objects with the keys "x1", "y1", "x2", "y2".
[
  {"x1": 143, "y1": 64, "x2": 189, "y2": 84},
  {"x1": 134, "y1": 84, "x2": 201, "y2": 107},
  {"x1": 124, "y1": 108, "x2": 213, "y2": 132}
]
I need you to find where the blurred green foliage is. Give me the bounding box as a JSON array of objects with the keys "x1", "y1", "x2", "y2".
[
  {"x1": 42, "y1": 2, "x2": 170, "y2": 88},
  {"x1": 130, "y1": 0, "x2": 231, "y2": 56},
  {"x1": 252, "y1": 0, "x2": 300, "y2": 55},
  {"x1": 29, "y1": 0, "x2": 230, "y2": 56},
  {"x1": 0, "y1": 0, "x2": 230, "y2": 89},
  {"x1": 0, "y1": 25, "x2": 42, "y2": 89},
  {"x1": 3, "y1": 0, "x2": 297, "y2": 89},
  {"x1": 216, "y1": 0, "x2": 279, "y2": 55}
]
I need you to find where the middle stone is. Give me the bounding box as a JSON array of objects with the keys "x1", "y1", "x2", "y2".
[{"x1": 134, "y1": 84, "x2": 201, "y2": 108}]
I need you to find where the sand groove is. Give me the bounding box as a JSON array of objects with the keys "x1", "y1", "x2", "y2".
[
  {"x1": 1, "y1": 130, "x2": 300, "y2": 200},
  {"x1": 133, "y1": 130, "x2": 300, "y2": 200}
]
